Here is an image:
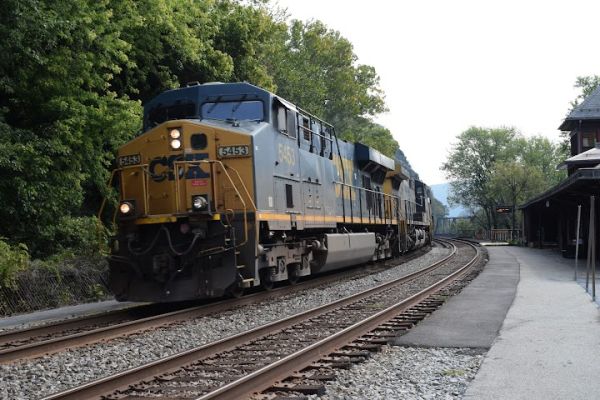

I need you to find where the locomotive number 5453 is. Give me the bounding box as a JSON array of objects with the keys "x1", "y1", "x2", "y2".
[{"x1": 217, "y1": 145, "x2": 250, "y2": 158}]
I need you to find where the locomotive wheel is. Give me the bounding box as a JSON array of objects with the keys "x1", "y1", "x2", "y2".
[
  {"x1": 260, "y1": 268, "x2": 275, "y2": 291},
  {"x1": 287, "y1": 264, "x2": 300, "y2": 285}
]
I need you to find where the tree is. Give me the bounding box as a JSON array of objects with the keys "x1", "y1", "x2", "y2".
[
  {"x1": 267, "y1": 19, "x2": 392, "y2": 155},
  {"x1": 442, "y1": 127, "x2": 567, "y2": 233},
  {"x1": 520, "y1": 135, "x2": 567, "y2": 187},
  {"x1": 488, "y1": 161, "x2": 545, "y2": 231},
  {"x1": 0, "y1": 0, "x2": 395, "y2": 257},
  {"x1": 345, "y1": 119, "x2": 399, "y2": 158},
  {"x1": 430, "y1": 196, "x2": 448, "y2": 220},
  {"x1": 442, "y1": 127, "x2": 520, "y2": 230},
  {"x1": 570, "y1": 75, "x2": 600, "y2": 108},
  {"x1": 0, "y1": 0, "x2": 141, "y2": 255}
]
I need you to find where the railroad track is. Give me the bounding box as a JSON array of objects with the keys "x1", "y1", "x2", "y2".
[
  {"x1": 0, "y1": 243, "x2": 435, "y2": 364},
  {"x1": 41, "y1": 239, "x2": 481, "y2": 400}
]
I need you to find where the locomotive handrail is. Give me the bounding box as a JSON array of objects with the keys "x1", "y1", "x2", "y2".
[
  {"x1": 334, "y1": 180, "x2": 400, "y2": 225},
  {"x1": 223, "y1": 164, "x2": 257, "y2": 211},
  {"x1": 97, "y1": 168, "x2": 119, "y2": 222},
  {"x1": 99, "y1": 164, "x2": 152, "y2": 225},
  {"x1": 173, "y1": 159, "x2": 250, "y2": 248}
]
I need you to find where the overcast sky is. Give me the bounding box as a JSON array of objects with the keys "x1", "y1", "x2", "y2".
[{"x1": 275, "y1": 0, "x2": 600, "y2": 185}]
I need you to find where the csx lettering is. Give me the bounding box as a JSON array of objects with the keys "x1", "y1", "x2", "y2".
[
  {"x1": 149, "y1": 153, "x2": 209, "y2": 182},
  {"x1": 278, "y1": 143, "x2": 295, "y2": 166}
]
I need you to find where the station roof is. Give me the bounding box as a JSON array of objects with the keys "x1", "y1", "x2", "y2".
[
  {"x1": 520, "y1": 168, "x2": 600, "y2": 209},
  {"x1": 558, "y1": 144, "x2": 600, "y2": 170},
  {"x1": 559, "y1": 85, "x2": 600, "y2": 131}
]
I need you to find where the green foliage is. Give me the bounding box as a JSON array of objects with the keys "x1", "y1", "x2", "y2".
[
  {"x1": 442, "y1": 127, "x2": 566, "y2": 230},
  {"x1": 0, "y1": 0, "x2": 396, "y2": 259},
  {"x1": 570, "y1": 75, "x2": 600, "y2": 108},
  {"x1": 0, "y1": 239, "x2": 30, "y2": 289},
  {"x1": 442, "y1": 126, "x2": 520, "y2": 226},
  {"x1": 267, "y1": 19, "x2": 393, "y2": 156},
  {"x1": 0, "y1": 0, "x2": 141, "y2": 256},
  {"x1": 344, "y1": 119, "x2": 399, "y2": 158},
  {"x1": 431, "y1": 196, "x2": 448, "y2": 219}
]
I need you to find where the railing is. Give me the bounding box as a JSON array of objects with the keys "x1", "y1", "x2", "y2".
[
  {"x1": 488, "y1": 229, "x2": 521, "y2": 242},
  {"x1": 174, "y1": 159, "x2": 255, "y2": 248},
  {"x1": 334, "y1": 181, "x2": 400, "y2": 226},
  {"x1": 98, "y1": 159, "x2": 255, "y2": 249}
]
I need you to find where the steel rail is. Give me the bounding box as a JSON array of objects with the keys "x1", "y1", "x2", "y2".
[
  {"x1": 200, "y1": 239, "x2": 479, "y2": 400},
  {"x1": 41, "y1": 239, "x2": 457, "y2": 400},
  {"x1": 1, "y1": 241, "x2": 444, "y2": 364},
  {"x1": 0, "y1": 304, "x2": 151, "y2": 347}
]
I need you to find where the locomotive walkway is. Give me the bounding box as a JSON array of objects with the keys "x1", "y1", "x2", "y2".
[{"x1": 395, "y1": 245, "x2": 600, "y2": 399}]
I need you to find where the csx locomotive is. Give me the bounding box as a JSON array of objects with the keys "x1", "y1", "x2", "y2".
[{"x1": 107, "y1": 82, "x2": 432, "y2": 302}]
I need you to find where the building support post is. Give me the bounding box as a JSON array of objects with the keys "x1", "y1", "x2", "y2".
[
  {"x1": 586, "y1": 196, "x2": 596, "y2": 299},
  {"x1": 592, "y1": 196, "x2": 596, "y2": 301},
  {"x1": 575, "y1": 205, "x2": 581, "y2": 281}
]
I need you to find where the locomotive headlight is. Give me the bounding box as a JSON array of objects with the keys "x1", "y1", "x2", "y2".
[
  {"x1": 192, "y1": 195, "x2": 208, "y2": 211},
  {"x1": 170, "y1": 139, "x2": 182, "y2": 150},
  {"x1": 169, "y1": 128, "x2": 181, "y2": 139},
  {"x1": 119, "y1": 201, "x2": 134, "y2": 215}
]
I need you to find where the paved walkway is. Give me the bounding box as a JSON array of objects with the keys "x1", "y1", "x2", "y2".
[
  {"x1": 395, "y1": 245, "x2": 600, "y2": 399},
  {"x1": 465, "y1": 247, "x2": 600, "y2": 399},
  {"x1": 393, "y1": 246, "x2": 519, "y2": 348}
]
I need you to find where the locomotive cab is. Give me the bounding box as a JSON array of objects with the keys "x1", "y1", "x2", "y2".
[{"x1": 109, "y1": 83, "x2": 266, "y2": 301}]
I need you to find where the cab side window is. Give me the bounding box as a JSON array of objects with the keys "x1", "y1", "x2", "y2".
[
  {"x1": 287, "y1": 109, "x2": 297, "y2": 139},
  {"x1": 276, "y1": 106, "x2": 297, "y2": 139},
  {"x1": 276, "y1": 106, "x2": 287, "y2": 134}
]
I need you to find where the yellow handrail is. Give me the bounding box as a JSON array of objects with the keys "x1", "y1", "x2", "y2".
[
  {"x1": 101, "y1": 159, "x2": 254, "y2": 249},
  {"x1": 174, "y1": 159, "x2": 251, "y2": 248}
]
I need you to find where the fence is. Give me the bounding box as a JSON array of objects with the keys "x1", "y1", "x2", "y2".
[
  {"x1": 477, "y1": 229, "x2": 521, "y2": 242},
  {"x1": 0, "y1": 257, "x2": 111, "y2": 316}
]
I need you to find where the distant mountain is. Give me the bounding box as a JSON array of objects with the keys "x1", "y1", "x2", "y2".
[{"x1": 430, "y1": 183, "x2": 469, "y2": 218}]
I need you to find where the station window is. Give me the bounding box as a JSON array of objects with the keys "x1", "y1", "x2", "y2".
[{"x1": 582, "y1": 133, "x2": 595, "y2": 150}]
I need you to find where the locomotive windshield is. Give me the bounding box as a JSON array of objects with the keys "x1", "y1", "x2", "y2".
[
  {"x1": 201, "y1": 100, "x2": 264, "y2": 121},
  {"x1": 147, "y1": 102, "x2": 196, "y2": 128}
]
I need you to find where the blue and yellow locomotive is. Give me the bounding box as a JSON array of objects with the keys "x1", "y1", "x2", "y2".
[{"x1": 107, "y1": 82, "x2": 431, "y2": 302}]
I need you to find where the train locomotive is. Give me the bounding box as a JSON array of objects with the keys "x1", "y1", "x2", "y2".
[{"x1": 107, "y1": 82, "x2": 432, "y2": 302}]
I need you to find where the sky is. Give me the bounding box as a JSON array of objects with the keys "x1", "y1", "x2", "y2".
[{"x1": 274, "y1": 0, "x2": 600, "y2": 185}]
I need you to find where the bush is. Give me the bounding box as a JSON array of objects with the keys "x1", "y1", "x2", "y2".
[
  {"x1": 42, "y1": 216, "x2": 110, "y2": 258},
  {"x1": 0, "y1": 252, "x2": 110, "y2": 316},
  {"x1": 0, "y1": 239, "x2": 29, "y2": 289}
]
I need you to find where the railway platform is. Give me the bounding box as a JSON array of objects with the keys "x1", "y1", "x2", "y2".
[{"x1": 394, "y1": 245, "x2": 600, "y2": 399}]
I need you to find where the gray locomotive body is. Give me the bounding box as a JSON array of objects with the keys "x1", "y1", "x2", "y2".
[{"x1": 108, "y1": 82, "x2": 432, "y2": 302}]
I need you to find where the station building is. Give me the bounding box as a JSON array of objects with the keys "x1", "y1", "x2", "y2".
[{"x1": 521, "y1": 85, "x2": 600, "y2": 254}]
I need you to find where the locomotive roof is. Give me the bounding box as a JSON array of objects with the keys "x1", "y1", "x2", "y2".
[{"x1": 143, "y1": 82, "x2": 309, "y2": 132}]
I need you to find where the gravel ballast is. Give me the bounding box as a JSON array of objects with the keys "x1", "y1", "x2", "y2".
[
  {"x1": 1, "y1": 246, "x2": 451, "y2": 399},
  {"x1": 313, "y1": 346, "x2": 484, "y2": 400}
]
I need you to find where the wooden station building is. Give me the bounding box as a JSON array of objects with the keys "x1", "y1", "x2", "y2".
[{"x1": 521, "y1": 85, "x2": 600, "y2": 254}]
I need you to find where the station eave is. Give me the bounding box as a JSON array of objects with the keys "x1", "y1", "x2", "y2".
[{"x1": 519, "y1": 168, "x2": 600, "y2": 210}]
